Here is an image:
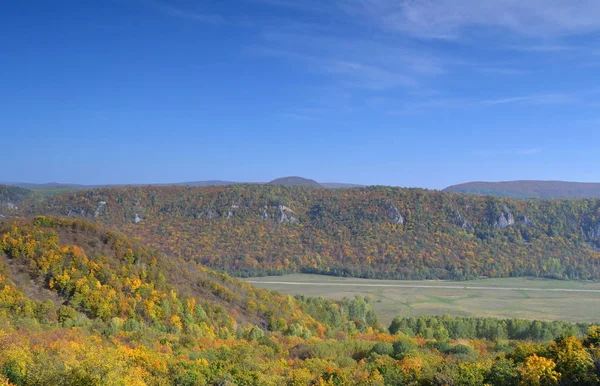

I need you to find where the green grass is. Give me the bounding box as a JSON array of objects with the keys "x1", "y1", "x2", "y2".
[{"x1": 244, "y1": 274, "x2": 600, "y2": 326}]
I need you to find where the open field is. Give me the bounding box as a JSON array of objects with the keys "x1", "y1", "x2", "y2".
[{"x1": 245, "y1": 274, "x2": 600, "y2": 326}]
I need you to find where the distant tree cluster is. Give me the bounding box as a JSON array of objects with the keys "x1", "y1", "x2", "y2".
[{"x1": 388, "y1": 315, "x2": 589, "y2": 342}]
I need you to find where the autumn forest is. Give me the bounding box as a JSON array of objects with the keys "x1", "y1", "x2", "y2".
[{"x1": 1, "y1": 184, "x2": 600, "y2": 385}]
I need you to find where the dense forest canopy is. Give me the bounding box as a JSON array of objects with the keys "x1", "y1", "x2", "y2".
[
  {"x1": 6, "y1": 184, "x2": 600, "y2": 280},
  {"x1": 0, "y1": 186, "x2": 33, "y2": 208},
  {"x1": 444, "y1": 180, "x2": 600, "y2": 199},
  {"x1": 2, "y1": 217, "x2": 600, "y2": 385},
  {"x1": 0, "y1": 217, "x2": 375, "y2": 337}
]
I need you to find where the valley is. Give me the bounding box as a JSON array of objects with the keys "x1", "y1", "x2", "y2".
[
  {"x1": 6, "y1": 0, "x2": 600, "y2": 382},
  {"x1": 246, "y1": 274, "x2": 600, "y2": 325},
  {"x1": 3, "y1": 185, "x2": 600, "y2": 384}
]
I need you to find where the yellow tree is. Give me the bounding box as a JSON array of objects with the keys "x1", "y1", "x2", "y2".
[
  {"x1": 518, "y1": 354, "x2": 560, "y2": 386},
  {"x1": 549, "y1": 336, "x2": 597, "y2": 386}
]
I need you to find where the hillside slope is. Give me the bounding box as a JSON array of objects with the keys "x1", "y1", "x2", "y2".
[
  {"x1": 444, "y1": 180, "x2": 600, "y2": 199},
  {"x1": 0, "y1": 217, "x2": 376, "y2": 337},
  {"x1": 13, "y1": 185, "x2": 600, "y2": 281},
  {"x1": 0, "y1": 217, "x2": 383, "y2": 385},
  {"x1": 0, "y1": 185, "x2": 34, "y2": 217}
]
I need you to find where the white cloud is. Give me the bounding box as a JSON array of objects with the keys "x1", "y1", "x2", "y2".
[
  {"x1": 247, "y1": 43, "x2": 421, "y2": 90},
  {"x1": 244, "y1": 0, "x2": 600, "y2": 114},
  {"x1": 338, "y1": 0, "x2": 600, "y2": 39},
  {"x1": 251, "y1": 0, "x2": 600, "y2": 42},
  {"x1": 246, "y1": 1, "x2": 599, "y2": 96},
  {"x1": 481, "y1": 93, "x2": 577, "y2": 106}
]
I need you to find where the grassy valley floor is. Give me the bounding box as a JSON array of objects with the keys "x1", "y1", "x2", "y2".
[{"x1": 245, "y1": 274, "x2": 600, "y2": 325}]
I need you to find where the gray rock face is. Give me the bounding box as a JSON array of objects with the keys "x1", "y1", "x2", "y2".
[
  {"x1": 453, "y1": 209, "x2": 474, "y2": 231},
  {"x1": 260, "y1": 205, "x2": 298, "y2": 224},
  {"x1": 226, "y1": 205, "x2": 239, "y2": 219},
  {"x1": 67, "y1": 209, "x2": 86, "y2": 217},
  {"x1": 494, "y1": 206, "x2": 515, "y2": 229},
  {"x1": 277, "y1": 205, "x2": 298, "y2": 224},
  {"x1": 131, "y1": 200, "x2": 145, "y2": 223},
  {"x1": 521, "y1": 215, "x2": 535, "y2": 226},
  {"x1": 589, "y1": 223, "x2": 600, "y2": 239},
  {"x1": 385, "y1": 202, "x2": 404, "y2": 224},
  {"x1": 94, "y1": 201, "x2": 107, "y2": 218},
  {"x1": 203, "y1": 209, "x2": 217, "y2": 219},
  {"x1": 5, "y1": 202, "x2": 18, "y2": 210}
]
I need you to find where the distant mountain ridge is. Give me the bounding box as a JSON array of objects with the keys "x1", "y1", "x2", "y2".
[
  {"x1": 444, "y1": 180, "x2": 600, "y2": 199},
  {"x1": 3, "y1": 181, "x2": 239, "y2": 190},
  {"x1": 3, "y1": 177, "x2": 363, "y2": 191},
  {"x1": 5, "y1": 182, "x2": 88, "y2": 189}
]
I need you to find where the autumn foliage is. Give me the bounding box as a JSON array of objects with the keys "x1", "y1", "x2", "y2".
[
  {"x1": 1, "y1": 217, "x2": 600, "y2": 385},
  {"x1": 13, "y1": 185, "x2": 600, "y2": 281}
]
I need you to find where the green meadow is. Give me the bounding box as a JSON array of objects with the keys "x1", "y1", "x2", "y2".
[{"x1": 245, "y1": 274, "x2": 600, "y2": 326}]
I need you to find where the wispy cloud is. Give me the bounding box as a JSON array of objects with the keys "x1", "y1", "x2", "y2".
[
  {"x1": 277, "y1": 113, "x2": 318, "y2": 121},
  {"x1": 247, "y1": 44, "x2": 420, "y2": 90},
  {"x1": 325, "y1": 60, "x2": 418, "y2": 89},
  {"x1": 250, "y1": 0, "x2": 600, "y2": 47},
  {"x1": 388, "y1": 98, "x2": 473, "y2": 114},
  {"x1": 473, "y1": 148, "x2": 544, "y2": 156},
  {"x1": 505, "y1": 44, "x2": 575, "y2": 53},
  {"x1": 259, "y1": 27, "x2": 448, "y2": 77},
  {"x1": 246, "y1": 4, "x2": 594, "y2": 97},
  {"x1": 518, "y1": 148, "x2": 544, "y2": 155},
  {"x1": 481, "y1": 93, "x2": 577, "y2": 106},
  {"x1": 144, "y1": 0, "x2": 224, "y2": 24},
  {"x1": 480, "y1": 96, "x2": 533, "y2": 106},
  {"x1": 248, "y1": 0, "x2": 334, "y2": 13},
  {"x1": 242, "y1": 0, "x2": 600, "y2": 117},
  {"x1": 338, "y1": 0, "x2": 600, "y2": 39},
  {"x1": 476, "y1": 67, "x2": 528, "y2": 75},
  {"x1": 388, "y1": 91, "x2": 582, "y2": 114},
  {"x1": 581, "y1": 118, "x2": 600, "y2": 125}
]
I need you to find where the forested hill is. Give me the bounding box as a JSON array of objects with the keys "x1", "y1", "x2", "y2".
[
  {"x1": 0, "y1": 217, "x2": 377, "y2": 337},
  {"x1": 9, "y1": 184, "x2": 600, "y2": 280},
  {"x1": 0, "y1": 185, "x2": 35, "y2": 220},
  {"x1": 444, "y1": 180, "x2": 600, "y2": 199},
  {"x1": 0, "y1": 185, "x2": 33, "y2": 207},
  {"x1": 268, "y1": 176, "x2": 323, "y2": 187}
]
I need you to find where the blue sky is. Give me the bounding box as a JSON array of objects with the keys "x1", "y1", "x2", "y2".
[{"x1": 2, "y1": 0, "x2": 600, "y2": 189}]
